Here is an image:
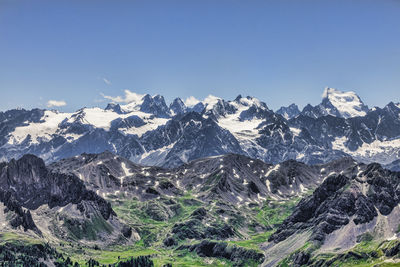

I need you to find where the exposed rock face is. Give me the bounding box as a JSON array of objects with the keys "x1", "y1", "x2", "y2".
[
  {"x1": 169, "y1": 97, "x2": 187, "y2": 115},
  {"x1": 105, "y1": 103, "x2": 123, "y2": 114},
  {"x1": 0, "y1": 154, "x2": 114, "y2": 220},
  {"x1": 276, "y1": 103, "x2": 300, "y2": 120},
  {"x1": 48, "y1": 151, "x2": 184, "y2": 201},
  {"x1": 141, "y1": 94, "x2": 170, "y2": 117},
  {"x1": 279, "y1": 238, "x2": 400, "y2": 267},
  {"x1": 0, "y1": 154, "x2": 135, "y2": 244},
  {"x1": 49, "y1": 151, "x2": 356, "y2": 207},
  {"x1": 121, "y1": 225, "x2": 132, "y2": 238},
  {"x1": 269, "y1": 162, "x2": 400, "y2": 244},
  {"x1": 0, "y1": 192, "x2": 38, "y2": 233},
  {"x1": 293, "y1": 251, "x2": 311, "y2": 266}
]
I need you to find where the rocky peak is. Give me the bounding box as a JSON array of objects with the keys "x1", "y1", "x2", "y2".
[
  {"x1": 6, "y1": 154, "x2": 47, "y2": 184},
  {"x1": 190, "y1": 102, "x2": 206, "y2": 113},
  {"x1": 170, "y1": 98, "x2": 187, "y2": 115},
  {"x1": 301, "y1": 88, "x2": 369, "y2": 119},
  {"x1": 105, "y1": 103, "x2": 123, "y2": 114},
  {"x1": 0, "y1": 154, "x2": 115, "y2": 218},
  {"x1": 140, "y1": 94, "x2": 170, "y2": 118},
  {"x1": 276, "y1": 103, "x2": 300, "y2": 120},
  {"x1": 203, "y1": 99, "x2": 235, "y2": 118},
  {"x1": 384, "y1": 101, "x2": 400, "y2": 115},
  {"x1": 269, "y1": 161, "x2": 400, "y2": 244},
  {"x1": 234, "y1": 94, "x2": 243, "y2": 102}
]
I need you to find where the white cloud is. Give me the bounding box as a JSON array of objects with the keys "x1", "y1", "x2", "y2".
[
  {"x1": 203, "y1": 95, "x2": 221, "y2": 105},
  {"x1": 101, "y1": 90, "x2": 145, "y2": 104},
  {"x1": 184, "y1": 96, "x2": 200, "y2": 107},
  {"x1": 102, "y1": 78, "x2": 112, "y2": 85},
  {"x1": 47, "y1": 100, "x2": 67, "y2": 107}
]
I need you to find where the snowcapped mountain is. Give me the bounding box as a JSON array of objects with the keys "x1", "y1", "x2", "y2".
[
  {"x1": 1, "y1": 89, "x2": 400, "y2": 169},
  {"x1": 301, "y1": 87, "x2": 369, "y2": 118},
  {"x1": 169, "y1": 98, "x2": 187, "y2": 115},
  {"x1": 276, "y1": 103, "x2": 300, "y2": 119},
  {"x1": 322, "y1": 87, "x2": 369, "y2": 118}
]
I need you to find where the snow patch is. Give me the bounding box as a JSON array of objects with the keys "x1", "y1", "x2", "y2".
[
  {"x1": 266, "y1": 164, "x2": 280, "y2": 177},
  {"x1": 120, "y1": 162, "x2": 133, "y2": 187},
  {"x1": 265, "y1": 180, "x2": 271, "y2": 191},
  {"x1": 290, "y1": 127, "x2": 301, "y2": 137},
  {"x1": 332, "y1": 136, "x2": 400, "y2": 165},
  {"x1": 299, "y1": 184, "x2": 307, "y2": 192}
]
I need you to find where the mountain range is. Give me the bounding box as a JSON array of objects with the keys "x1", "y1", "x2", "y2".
[
  {"x1": 1, "y1": 87, "x2": 400, "y2": 171},
  {"x1": 1, "y1": 150, "x2": 400, "y2": 266},
  {"x1": 2, "y1": 87, "x2": 400, "y2": 266}
]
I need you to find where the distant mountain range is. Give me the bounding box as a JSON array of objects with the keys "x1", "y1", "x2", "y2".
[{"x1": 1, "y1": 87, "x2": 400, "y2": 170}]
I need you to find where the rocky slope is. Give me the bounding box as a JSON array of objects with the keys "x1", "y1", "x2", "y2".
[
  {"x1": 2, "y1": 151, "x2": 400, "y2": 266},
  {"x1": 263, "y1": 160, "x2": 400, "y2": 266},
  {"x1": 42, "y1": 151, "x2": 366, "y2": 266},
  {"x1": 276, "y1": 103, "x2": 300, "y2": 120},
  {"x1": 1, "y1": 88, "x2": 400, "y2": 169},
  {"x1": 0, "y1": 154, "x2": 136, "y2": 246},
  {"x1": 49, "y1": 151, "x2": 358, "y2": 206}
]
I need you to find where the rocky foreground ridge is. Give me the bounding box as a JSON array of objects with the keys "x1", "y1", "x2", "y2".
[
  {"x1": 0, "y1": 154, "x2": 135, "y2": 246},
  {"x1": 1, "y1": 151, "x2": 400, "y2": 266}
]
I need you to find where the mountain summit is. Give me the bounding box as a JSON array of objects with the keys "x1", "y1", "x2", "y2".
[
  {"x1": 321, "y1": 87, "x2": 369, "y2": 118},
  {"x1": 276, "y1": 103, "x2": 300, "y2": 120},
  {"x1": 302, "y1": 87, "x2": 369, "y2": 119}
]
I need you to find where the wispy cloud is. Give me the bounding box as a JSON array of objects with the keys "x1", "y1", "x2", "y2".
[
  {"x1": 93, "y1": 98, "x2": 105, "y2": 103},
  {"x1": 47, "y1": 100, "x2": 67, "y2": 107},
  {"x1": 184, "y1": 96, "x2": 200, "y2": 107},
  {"x1": 101, "y1": 90, "x2": 144, "y2": 104},
  {"x1": 102, "y1": 78, "x2": 112, "y2": 85}
]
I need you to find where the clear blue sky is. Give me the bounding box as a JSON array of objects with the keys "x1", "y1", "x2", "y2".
[{"x1": 1, "y1": 0, "x2": 399, "y2": 112}]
